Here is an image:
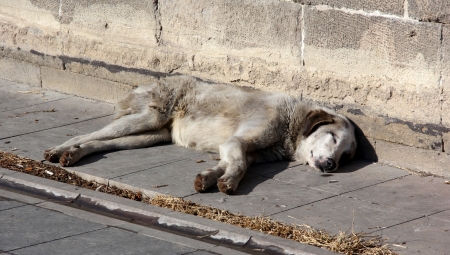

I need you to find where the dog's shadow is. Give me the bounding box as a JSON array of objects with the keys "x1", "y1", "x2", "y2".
[
  {"x1": 230, "y1": 121, "x2": 377, "y2": 195},
  {"x1": 229, "y1": 122, "x2": 376, "y2": 195},
  {"x1": 66, "y1": 121, "x2": 377, "y2": 196},
  {"x1": 229, "y1": 159, "x2": 373, "y2": 195},
  {"x1": 71, "y1": 153, "x2": 110, "y2": 167}
]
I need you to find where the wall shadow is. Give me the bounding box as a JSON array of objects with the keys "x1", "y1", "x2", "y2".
[{"x1": 350, "y1": 119, "x2": 378, "y2": 162}]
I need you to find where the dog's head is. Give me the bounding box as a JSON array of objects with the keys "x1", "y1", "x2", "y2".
[{"x1": 296, "y1": 108, "x2": 357, "y2": 173}]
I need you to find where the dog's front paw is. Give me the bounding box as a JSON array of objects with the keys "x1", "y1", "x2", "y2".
[
  {"x1": 194, "y1": 169, "x2": 217, "y2": 192},
  {"x1": 59, "y1": 145, "x2": 82, "y2": 167},
  {"x1": 194, "y1": 174, "x2": 207, "y2": 192},
  {"x1": 217, "y1": 178, "x2": 237, "y2": 195},
  {"x1": 44, "y1": 149, "x2": 62, "y2": 163}
]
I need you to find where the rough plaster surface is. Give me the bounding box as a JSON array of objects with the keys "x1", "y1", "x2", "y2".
[
  {"x1": 303, "y1": 6, "x2": 441, "y2": 124},
  {"x1": 0, "y1": 0, "x2": 62, "y2": 55},
  {"x1": 442, "y1": 25, "x2": 450, "y2": 128},
  {"x1": 295, "y1": 0, "x2": 405, "y2": 16},
  {"x1": 0, "y1": 0, "x2": 449, "y2": 174},
  {"x1": 409, "y1": 0, "x2": 450, "y2": 23}
]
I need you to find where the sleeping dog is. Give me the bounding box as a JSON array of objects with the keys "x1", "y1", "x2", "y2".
[{"x1": 44, "y1": 75, "x2": 357, "y2": 194}]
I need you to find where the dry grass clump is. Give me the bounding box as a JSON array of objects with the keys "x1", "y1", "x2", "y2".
[
  {"x1": 1, "y1": 151, "x2": 396, "y2": 254},
  {"x1": 150, "y1": 195, "x2": 396, "y2": 255},
  {"x1": 0, "y1": 151, "x2": 143, "y2": 200}
]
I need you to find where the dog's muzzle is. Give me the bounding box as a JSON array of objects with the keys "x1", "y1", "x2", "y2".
[{"x1": 315, "y1": 157, "x2": 337, "y2": 173}]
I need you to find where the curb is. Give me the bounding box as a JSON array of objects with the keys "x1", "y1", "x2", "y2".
[{"x1": 0, "y1": 169, "x2": 333, "y2": 255}]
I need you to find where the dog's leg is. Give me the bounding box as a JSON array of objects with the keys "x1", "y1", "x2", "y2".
[
  {"x1": 195, "y1": 145, "x2": 285, "y2": 193},
  {"x1": 45, "y1": 111, "x2": 169, "y2": 163},
  {"x1": 194, "y1": 161, "x2": 226, "y2": 193},
  {"x1": 59, "y1": 128, "x2": 171, "y2": 166},
  {"x1": 44, "y1": 132, "x2": 102, "y2": 163},
  {"x1": 198, "y1": 136, "x2": 249, "y2": 195}
]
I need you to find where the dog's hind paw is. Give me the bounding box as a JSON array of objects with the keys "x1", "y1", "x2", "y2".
[
  {"x1": 59, "y1": 149, "x2": 82, "y2": 167},
  {"x1": 217, "y1": 178, "x2": 236, "y2": 195},
  {"x1": 59, "y1": 151, "x2": 73, "y2": 166},
  {"x1": 44, "y1": 149, "x2": 61, "y2": 163},
  {"x1": 194, "y1": 169, "x2": 220, "y2": 192},
  {"x1": 194, "y1": 174, "x2": 207, "y2": 192}
]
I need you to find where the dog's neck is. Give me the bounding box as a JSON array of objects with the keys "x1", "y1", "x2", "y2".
[{"x1": 283, "y1": 101, "x2": 311, "y2": 160}]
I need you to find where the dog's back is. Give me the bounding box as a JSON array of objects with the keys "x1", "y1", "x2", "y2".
[{"x1": 116, "y1": 76, "x2": 295, "y2": 153}]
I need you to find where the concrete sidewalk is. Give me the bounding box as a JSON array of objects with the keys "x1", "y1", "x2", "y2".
[{"x1": 1, "y1": 78, "x2": 450, "y2": 254}]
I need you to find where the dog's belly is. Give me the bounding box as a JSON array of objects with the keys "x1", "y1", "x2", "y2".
[{"x1": 171, "y1": 115, "x2": 235, "y2": 152}]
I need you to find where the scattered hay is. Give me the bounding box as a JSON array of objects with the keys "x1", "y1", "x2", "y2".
[
  {"x1": 149, "y1": 195, "x2": 395, "y2": 255},
  {"x1": 0, "y1": 151, "x2": 142, "y2": 200},
  {"x1": 0, "y1": 151, "x2": 397, "y2": 255}
]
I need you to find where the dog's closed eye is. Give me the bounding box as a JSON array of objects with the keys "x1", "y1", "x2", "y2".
[{"x1": 328, "y1": 132, "x2": 337, "y2": 144}]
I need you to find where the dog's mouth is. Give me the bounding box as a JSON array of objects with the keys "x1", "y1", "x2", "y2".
[
  {"x1": 312, "y1": 157, "x2": 338, "y2": 173},
  {"x1": 308, "y1": 151, "x2": 338, "y2": 173}
]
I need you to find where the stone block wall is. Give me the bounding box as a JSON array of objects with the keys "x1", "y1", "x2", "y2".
[{"x1": 0, "y1": 0, "x2": 449, "y2": 176}]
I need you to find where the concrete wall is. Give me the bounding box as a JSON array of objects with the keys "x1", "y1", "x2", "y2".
[{"x1": 1, "y1": 0, "x2": 449, "y2": 176}]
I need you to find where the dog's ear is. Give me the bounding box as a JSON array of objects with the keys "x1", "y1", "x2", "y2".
[
  {"x1": 339, "y1": 141, "x2": 357, "y2": 165},
  {"x1": 302, "y1": 109, "x2": 334, "y2": 137}
]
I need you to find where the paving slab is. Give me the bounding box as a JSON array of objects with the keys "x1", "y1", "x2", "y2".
[
  {"x1": 0, "y1": 197, "x2": 26, "y2": 211},
  {"x1": 374, "y1": 217, "x2": 450, "y2": 255},
  {"x1": 0, "y1": 97, "x2": 114, "y2": 140},
  {"x1": 430, "y1": 209, "x2": 450, "y2": 223},
  {"x1": 0, "y1": 126, "x2": 84, "y2": 160},
  {"x1": 0, "y1": 204, "x2": 105, "y2": 251},
  {"x1": 270, "y1": 195, "x2": 424, "y2": 236},
  {"x1": 0, "y1": 79, "x2": 69, "y2": 112},
  {"x1": 261, "y1": 160, "x2": 411, "y2": 195},
  {"x1": 12, "y1": 226, "x2": 197, "y2": 255},
  {"x1": 185, "y1": 175, "x2": 337, "y2": 217},
  {"x1": 68, "y1": 147, "x2": 188, "y2": 181},
  {"x1": 246, "y1": 160, "x2": 302, "y2": 176},
  {"x1": 111, "y1": 158, "x2": 217, "y2": 197},
  {"x1": 344, "y1": 175, "x2": 450, "y2": 216}
]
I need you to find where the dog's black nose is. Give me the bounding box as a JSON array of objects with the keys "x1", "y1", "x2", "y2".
[{"x1": 321, "y1": 158, "x2": 336, "y2": 172}]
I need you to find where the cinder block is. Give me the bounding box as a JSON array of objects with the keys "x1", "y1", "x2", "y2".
[
  {"x1": 409, "y1": 0, "x2": 450, "y2": 23},
  {"x1": 41, "y1": 67, "x2": 133, "y2": 103},
  {"x1": 303, "y1": 6, "x2": 442, "y2": 124},
  {"x1": 0, "y1": 57, "x2": 41, "y2": 87},
  {"x1": 159, "y1": 0, "x2": 302, "y2": 62},
  {"x1": 294, "y1": 0, "x2": 404, "y2": 16},
  {"x1": 375, "y1": 139, "x2": 450, "y2": 177},
  {"x1": 60, "y1": 0, "x2": 160, "y2": 71}
]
